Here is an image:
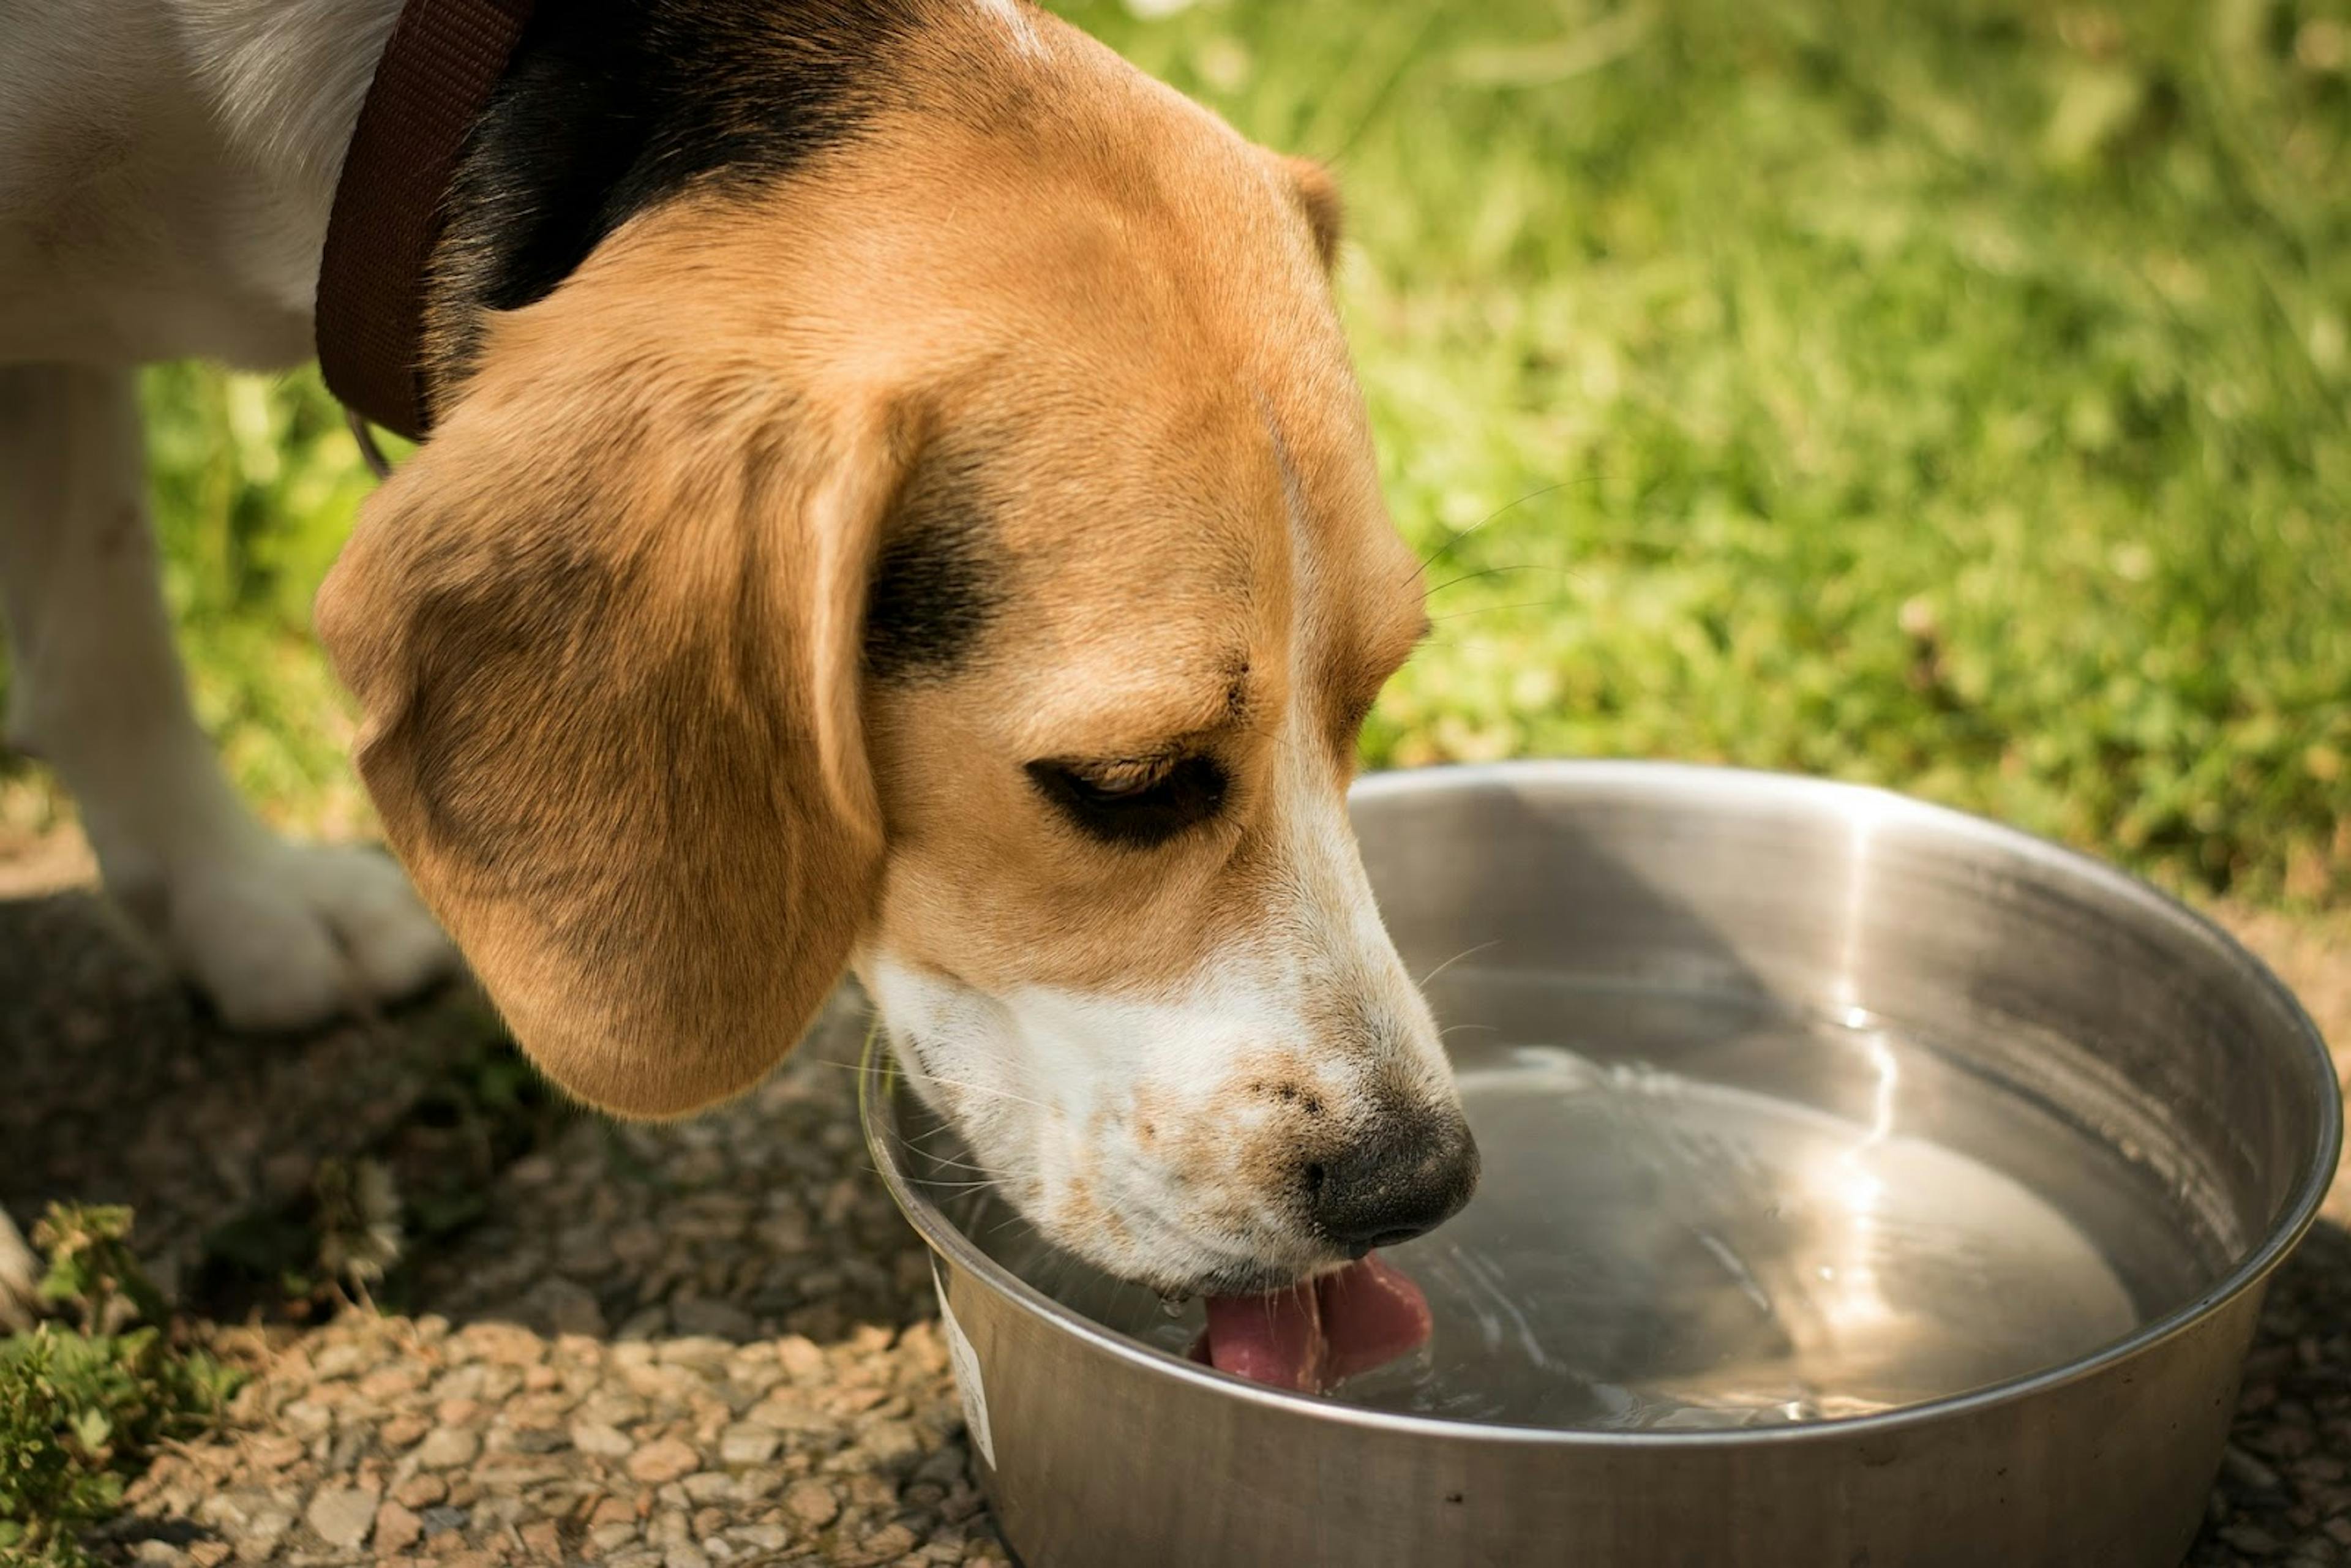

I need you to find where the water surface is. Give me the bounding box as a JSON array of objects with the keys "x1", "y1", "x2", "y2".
[{"x1": 907, "y1": 978, "x2": 2222, "y2": 1430}]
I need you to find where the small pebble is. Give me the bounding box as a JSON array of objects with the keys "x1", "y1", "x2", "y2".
[
  {"x1": 305, "y1": 1484, "x2": 381, "y2": 1550},
  {"x1": 416, "y1": 1426, "x2": 481, "y2": 1469},
  {"x1": 393, "y1": 1473, "x2": 449, "y2": 1509},
  {"x1": 630, "y1": 1437, "x2": 703, "y2": 1485},
  {"x1": 719, "y1": 1425, "x2": 782, "y2": 1466},
  {"x1": 381, "y1": 1413, "x2": 432, "y2": 1448},
  {"x1": 572, "y1": 1420, "x2": 636, "y2": 1457},
  {"x1": 375, "y1": 1501, "x2": 425, "y2": 1555},
  {"x1": 864, "y1": 1523, "x2": 921, "y2": 1559},
  {"x1": 784, "y1": 1479, "x2": 841, "y2": 1529},
  {"x1": 2227, "y1": 1446, "x2": 2287, "y2": 1495},
  {"x1": 421, "y1": 1505, "x2": 471, "y2": 1537}
]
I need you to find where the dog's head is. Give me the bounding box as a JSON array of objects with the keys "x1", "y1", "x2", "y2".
[{"x1": 316, "y1": 2, "x2": 1474, "y2": 1296}]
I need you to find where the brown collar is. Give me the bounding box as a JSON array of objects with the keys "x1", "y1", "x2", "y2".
[{"x1": 316, "y1": 0, "x2": 538, "y2": 444}]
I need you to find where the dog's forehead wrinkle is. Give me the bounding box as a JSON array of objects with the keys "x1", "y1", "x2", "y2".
[{"x1": 1012, "y1": 648, "x2": 1259, "y2": 758}]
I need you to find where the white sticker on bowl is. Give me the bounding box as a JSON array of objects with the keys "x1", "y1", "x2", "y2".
[{"x1": 932, "y1": 1258, "x2": 996, "y2": 1470}]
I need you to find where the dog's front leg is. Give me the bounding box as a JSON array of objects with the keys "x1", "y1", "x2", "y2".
[{"x1": 0, "y1": 364, "x2": 454, "y2": 1029}]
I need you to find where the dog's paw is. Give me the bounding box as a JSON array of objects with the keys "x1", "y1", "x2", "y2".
[{"x1": 157, "y1": 841, "x2": 458, "y2": 1032}]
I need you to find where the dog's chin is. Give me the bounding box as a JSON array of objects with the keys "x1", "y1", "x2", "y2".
[
  {"x1": 1182, "y1": 1256, "x2": 1345, "y2": 1299},
  {"x1": 1031, "y1": 1214, "x2": 1346, "y2": 1302},
  {"x1": 1068, "y1": 1252, "x2": 1337, "y2": 1304}
]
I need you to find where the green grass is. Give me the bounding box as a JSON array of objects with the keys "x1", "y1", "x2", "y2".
[
  {"x1": 1, "y1": 1207, "x2": 240, "y2": 1567},
  {"x1": 12, "y1": 0, "x2": 2349, "y2": 904}
]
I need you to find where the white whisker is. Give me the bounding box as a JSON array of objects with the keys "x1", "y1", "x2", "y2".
[{"x1": 1417, "y1": 940, "x2": 1500, "y2": 988}]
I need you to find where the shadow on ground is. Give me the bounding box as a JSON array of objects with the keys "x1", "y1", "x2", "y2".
[
  {"x1": 6, "y1": 887, "x2": 991, "y2": 1567},
  {"x1": 1, "y1": 887, "x2": 935, "y2": 1347},
  {"x1": 2191, "y1": 1217, "x2": 2351, "y2": 1566}
]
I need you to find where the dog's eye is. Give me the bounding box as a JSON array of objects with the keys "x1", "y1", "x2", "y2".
[{"x1": 1026, "y1": 754, "x2": 1229, "y2": 848}]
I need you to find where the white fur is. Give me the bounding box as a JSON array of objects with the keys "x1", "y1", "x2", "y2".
[
  {"x1": 1, "y1": 1, "x2": 450, "y2": 1046},
  {"x1": 859, "y1": 683, "x2": 1458, "y2": 1295},
  {"x1": 0, "y1": 1, "x2": 400, "y2": 368},
  {"x1": 0, "y1": 361, "x2": 455, "y2": 1028},
  {"x1": 970, "y1": 0, "x2": 1043, "y2": 56}
]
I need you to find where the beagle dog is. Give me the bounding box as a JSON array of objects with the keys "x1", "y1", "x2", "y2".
[{"x1": 0, "y1": 0, "x2": 1477, "y2": 1307}]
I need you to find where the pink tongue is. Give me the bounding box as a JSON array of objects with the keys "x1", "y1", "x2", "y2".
[{"x1": 1197, "y1": 1253, "x2": 1431, "y2": 1392}]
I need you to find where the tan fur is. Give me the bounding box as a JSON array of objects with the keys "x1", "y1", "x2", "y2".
[
  {"x1": 834, "y1": 36, "x2": 1423, "y2": 1007},
  {"x1": 320, "y1": 2, "x2": 1431, "y2": 1196},
  {"x1": 315, "y1": 216, "x2": 904, "y2": 1117},
  {"x1": 1283, "y1": 156, "x2": 1346, "y2": 271}
]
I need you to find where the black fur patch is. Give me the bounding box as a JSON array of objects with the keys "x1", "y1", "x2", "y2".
[
  {"x1": 863, "y1": 451, "x2": 1003, "y2": 680},
  {"x1": 423, "y1": 0, "x2": 934, "y2": 400}
]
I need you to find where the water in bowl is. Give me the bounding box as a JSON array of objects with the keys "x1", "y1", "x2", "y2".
[{"x1": 906, "y1": 975, "x2": 2230, "y2": 1431}]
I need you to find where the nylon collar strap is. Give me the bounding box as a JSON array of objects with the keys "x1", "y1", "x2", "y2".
[{"x1": 316, "y1": 0, "x2": 536, "y2": 444}]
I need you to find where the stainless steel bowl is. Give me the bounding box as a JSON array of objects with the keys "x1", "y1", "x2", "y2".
[{"x1": 862, "y1": 760, "x2": 2339, "y2": 1567}]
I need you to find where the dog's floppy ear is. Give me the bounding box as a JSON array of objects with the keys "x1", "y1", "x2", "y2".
[
  {"x1": 317, "y1": 293, "x2": 898, "y2": 1119},
  {"x1": 1283, "y1": 156, "x2": 1344, "y2": 271}
]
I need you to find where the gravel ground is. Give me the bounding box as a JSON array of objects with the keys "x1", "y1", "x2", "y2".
[{"x1": 4, "y1": 860, "x2": 2349, "y2": 1567}]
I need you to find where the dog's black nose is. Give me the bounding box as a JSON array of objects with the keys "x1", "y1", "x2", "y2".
[{"x1": 1306, "y1": 1111, "x2": 1480, "y2": 1253}]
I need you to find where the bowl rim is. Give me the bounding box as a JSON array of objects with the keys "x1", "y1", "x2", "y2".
[{"x1": 860, "y1": 758, "x2": 2342, "y2": 1449}]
